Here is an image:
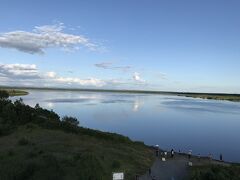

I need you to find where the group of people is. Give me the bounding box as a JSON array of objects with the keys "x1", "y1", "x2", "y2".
[
  {"x1": 144, "y1": 146, "x2": 225, "y2": 180},
  {"x1": 155, "y1": 146, "x2": 224, "y2": 162},
  {"x1": 188, "y1": 150, "x2": 223, "y2": 162}
]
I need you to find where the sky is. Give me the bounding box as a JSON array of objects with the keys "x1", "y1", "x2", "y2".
[{"x1": 0, "y1": 0, "x2": 240, "y2": 93}]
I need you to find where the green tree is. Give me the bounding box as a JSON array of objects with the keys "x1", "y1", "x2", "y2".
[
  {"x1": 35, "y1": 103, "x2": 40, "y2": 109},
  {"x1": 62, "y1": 116, "x2": 79, "y2": 126}
]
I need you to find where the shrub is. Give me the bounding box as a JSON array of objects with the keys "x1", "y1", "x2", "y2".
[
  {"x1": 112, "y1": 160, "x2": 121, "y2": 169},
  {"x1": 18, "y1": 137, "x2": 30, "y2": 146},
  {"x1": 62, "y1": 116, "x2": 79, "y2": 126}
]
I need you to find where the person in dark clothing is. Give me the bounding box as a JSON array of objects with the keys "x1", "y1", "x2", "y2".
[
  {"x1": 188, "y1": 150, "x2": 192, "y2": 159},
  {"x1": 220, "y1": 154, "x2": 223, "y2": 161},
  {"x1": 155, "y1": 149, "x2": 159, "y2": 157},
  {"x1": 155, "y1": 145, "x2": 159, "y2": 157},
  {"x1": 171, "y1": 149, "x2": 174, "y2": 158},
  {"x1": 148, "y1": 168, "x2": 151, "y2": 175}
]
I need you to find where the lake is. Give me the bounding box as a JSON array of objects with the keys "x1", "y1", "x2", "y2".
[{"x1": 11, "y1": 89, "x2": 240, "y2": 162}]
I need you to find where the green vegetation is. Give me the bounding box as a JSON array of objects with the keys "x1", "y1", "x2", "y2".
[
  {"x1": 182, "y1": 93, "x2": 240, "y2": 102},
  {"x1": 0, "y1": 90, "x2": 154, "y2": 179},
  {"x1": 191, "y1": 164, "x2": 240, "y2": 180},
  {"x1": 0, "y1": 89, "x2": 28, "y2": 96}
]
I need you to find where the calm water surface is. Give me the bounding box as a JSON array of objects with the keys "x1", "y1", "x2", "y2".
[{"x1": 12, "y1": 90, "x2": 240, "y2": 162}]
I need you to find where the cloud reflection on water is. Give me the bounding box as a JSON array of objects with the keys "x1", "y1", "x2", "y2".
[{"x1": 161, "y1": 99, "x2": 240, "y2": 114}]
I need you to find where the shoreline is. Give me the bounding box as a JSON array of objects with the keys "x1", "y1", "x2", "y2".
[
  {"x1": 1, "y1": 86, "x2": 240, "y2": 102},
  {"x1": 5, "y1": 88, "x2": 240, "y2": 164}
]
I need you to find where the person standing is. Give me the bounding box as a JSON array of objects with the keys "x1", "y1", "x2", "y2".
[
  {"x1": 171, "y1": 149, "x2": 174, "y2": 158},
  {"x1": 155, "y1": 145, "x2": 159, "y2": 157},
  {"x1": 197, "y1": 153, "x2": 201, "y2": 161},
  {"x1": 135, "y1": 175, "x2": 139, "y2": 180},
  {"x1": 188, "y1": 150, "x2": 192, "y2": 159},
  {"x1": 220, "y1": 154, "x2": 223, "y2": 161}
]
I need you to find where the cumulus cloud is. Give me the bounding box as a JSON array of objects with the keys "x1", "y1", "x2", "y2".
[
  {"x1": 95, "y1": 62, "x2": 131, "y2": 72},
  {"x1": 0, "y1": 63, "x2": 40, "y2": 79},
  {"x1": 55, "y1": 77, "x2": 105, "y2": 87},
  {"x1": 133, "y1": 72, "x2": 145, "y2": 83},
  {"x1": 0, "y1": 63, "x2": 106, "y2": 87},
  {"x1": 0, "y1": 63, "x2": 148, "y2": 88},
  {"x1": 0, "y1": 23, "x2": 98, "y2": 54},
  {"x1": 45, "y1": 72, "x2": 106, "y2": 87},
  {"x1": 46, "y1": 71, "x2": 57, "y2": 78},
  {"x1": 44, "y1": 70, "x2": 105, "y2": 87}
]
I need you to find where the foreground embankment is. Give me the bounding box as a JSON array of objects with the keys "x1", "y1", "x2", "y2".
[{"x1": 0, "y1": 94, "x2": 154, "y2": 179}]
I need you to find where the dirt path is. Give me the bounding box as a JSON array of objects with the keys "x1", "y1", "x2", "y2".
[{"x1": 139, "y1": 153, "x2": 229, "y2": 180}]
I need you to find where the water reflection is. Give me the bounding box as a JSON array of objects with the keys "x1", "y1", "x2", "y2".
[
  {"x1": 46, "y1": 98, "x2": 92, "y2": 103},
  {"x1": 132, "y1": 98, "x2": 144, "y2": 112},
  {"x1": 11, "y1": 89, "x2": 240, "y2": 162},
  {"x1": 162, "y1": 99, "x2": 240, "y2": 114},
  {"x1": 101, "y1": 99, "x2": 133, "y2": 104}
]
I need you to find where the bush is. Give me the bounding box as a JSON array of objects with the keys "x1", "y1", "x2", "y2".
[
  {"x1": 112, "y1": 160, "x2": 121, "y2": 169},
  {"x1": 18, "y1": 137, "x2": 30, "y2": 146},
  {"x1": 62, "y1": 116, "x2": 79, "y2": 126},
  {"x1": 191, "y1": 165, "x2": 240, "y2": 180}
]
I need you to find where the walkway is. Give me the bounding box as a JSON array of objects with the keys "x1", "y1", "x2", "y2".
[{"x1": 139, "y1": 153, "x2": 228, "y2": 180}]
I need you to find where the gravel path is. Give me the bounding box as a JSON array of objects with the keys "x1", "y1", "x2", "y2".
[{"x1": 139, "y1": 153, "x2": 228, "y2": 180}]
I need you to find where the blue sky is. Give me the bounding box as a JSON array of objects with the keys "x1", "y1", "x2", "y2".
[{"x1": 0, "y1": 0, "x2": 240, "y2": 93}]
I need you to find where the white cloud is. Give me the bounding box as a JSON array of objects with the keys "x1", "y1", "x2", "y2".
[
  {"x1": 44, "y1": 71, "x2": 105, "y2": 87},
  {"x1": 95, "y1": 62, "x2": 131, "y2": 72},
  {"x1": 0, "y1": 63, "x2": 40, "y2": 79},
  {"x1": 0, "y1": 63, "x2": 149, "y2": 88},
  {"x1": 54, "y1": 77, "x2": 105, "y2": 87},
  {"x1": 133, "y1": 72, "x2": 145, "y2": 83},
  {"x1": 0, "y1": 23, "x2": 99, "y2": 54},
  {"x1": 46, "y1": 71, "x2": 57, "y2": 78},
  {"x1": 95, "y1": 62, "x2": 113, "y2": 69},
  {"x1": 0, "y1": 63, "x2": 106, "y2": 87}
]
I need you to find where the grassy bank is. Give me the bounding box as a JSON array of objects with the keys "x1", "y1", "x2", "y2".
[
  {"x1": 0, "y1": 125, "x2": 154, "y2": 179},
  {"x1": 181, "y1": 93, "x2": 240, "y2": 102},
  {"x1": 0, "y1": 89, "x2": 28, "y2": 96},
  {"x1": 0, "y1": 93, "x2": 154, "y2": 179},
  {"x1": 191, "y1": 164, "x2": 240, "y2": 180}
]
